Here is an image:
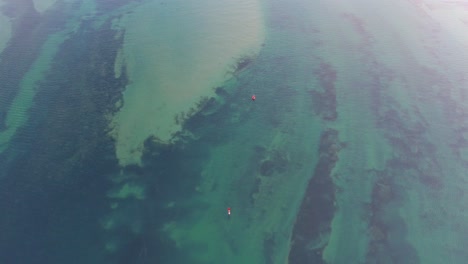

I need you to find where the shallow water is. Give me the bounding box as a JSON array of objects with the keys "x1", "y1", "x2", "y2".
[{"x1": 0, "y1": 0, "x2": 467, "y2": 263}]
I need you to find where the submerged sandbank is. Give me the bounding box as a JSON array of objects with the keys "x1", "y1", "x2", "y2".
[
  {"x1": 32, "y1": 0, "x2": 58, "y2": 14},
  {"x1": 111, "y1": 0, "x2": 266, "y2": 166},
  {"x1": 420, "y1": 0, "x2": 468, "y2": 47}
]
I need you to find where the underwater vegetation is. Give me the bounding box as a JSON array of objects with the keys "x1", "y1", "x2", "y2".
[
  {"x1": 309, "y1": 62, "x2": 337, "y2": 121},
  {"x1": 226, "y1": 53, "x2": 257, "y2": 77},
  {"x1": 0, "y1": 10, "x2": 127, "y2": 263},
  {"x1": 288, "y1": 129, "x2": 343, "y2": 263}
]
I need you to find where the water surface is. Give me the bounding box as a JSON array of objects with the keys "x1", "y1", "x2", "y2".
[{"x1": 0, "y1": 0, "x2": 467, "y2": 263}]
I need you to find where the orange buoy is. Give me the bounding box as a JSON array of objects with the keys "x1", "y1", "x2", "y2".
[{"x1": 251, "y1": 95, "x2": 256, "y2": 101}]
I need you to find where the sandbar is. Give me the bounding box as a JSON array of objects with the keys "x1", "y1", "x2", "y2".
[{"x1": 111, "y1": 0, "x2": 266, "y2": 166}]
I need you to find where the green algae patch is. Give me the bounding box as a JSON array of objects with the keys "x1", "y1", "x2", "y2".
[{"x1": 107, "y1": 182, "x2": 146, "y2": 200}]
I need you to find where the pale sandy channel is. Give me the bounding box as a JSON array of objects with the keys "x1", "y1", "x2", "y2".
[
  {"x1": 111, "y1": 0, "x2": 266, "y2": 166},
  {"x1": 303, "y1": 0, "x2": 468, "y2": 262},
  {"x1": 0, "y1": 0, "x2": 12, "y2": 54},
  {"x1": 0, "y1": 1, "x2": 96, "y2": 154},
  {"x1": 0, "y1": 35, "x2": 67, "y2": 153}
]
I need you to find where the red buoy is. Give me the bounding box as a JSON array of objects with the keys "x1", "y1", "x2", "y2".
[
  {"x1": 251, "y1": 95, "x2": 256, "y2": 101},
  {"x1": 227, "y1": 207, "x2": 231, "y2": 215}
]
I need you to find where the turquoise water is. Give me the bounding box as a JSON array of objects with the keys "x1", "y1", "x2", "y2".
[{"x1": 1, "y1": 0, "x2": 468, "y2": 263}]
